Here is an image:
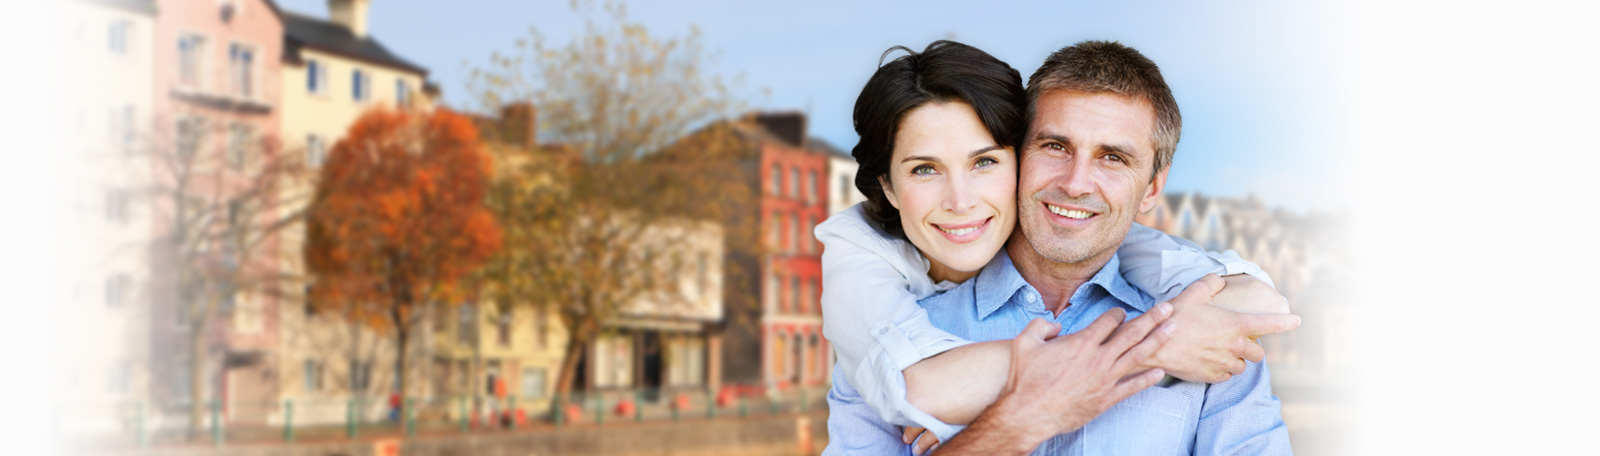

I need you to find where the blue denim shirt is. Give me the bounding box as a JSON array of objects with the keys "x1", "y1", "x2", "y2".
[{"x1": 823, "y1": 250, "x2": 1292, "y2": 455}]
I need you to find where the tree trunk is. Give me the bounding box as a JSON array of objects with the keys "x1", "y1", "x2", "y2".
[
  {"x1": 396, "y1": 323, "x2": 408, "y2": 400},
  {"x1": 188, "y1": 324, "x2": 206, "y2": 440},
  {"x1": 551, "y1": 330, "x2": 587, "y2": 412}
]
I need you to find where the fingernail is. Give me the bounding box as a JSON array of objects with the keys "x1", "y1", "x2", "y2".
[
  {"x1": 1161, "y1": 322, "x2": 1176, "y2": 336},
  {"x1": 1157, "y1": 302, "x2": 1172, "y2": 316}
]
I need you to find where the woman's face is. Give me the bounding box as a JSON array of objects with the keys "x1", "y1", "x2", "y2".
[{"x1": 881, "y1": 101, "x2": 1017, "y2": 282}]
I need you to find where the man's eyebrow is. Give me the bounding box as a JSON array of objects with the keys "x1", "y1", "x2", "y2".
[
  {"x1": 1034, "y1": 133, "x2": 1070, "y2": 145},
  {"x1": 900, "y1": 145, "x2": 1004, "y2": 163}
]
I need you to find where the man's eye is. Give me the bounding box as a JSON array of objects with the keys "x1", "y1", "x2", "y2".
[
  {"x1": 1105, "y1": 154, "x2": 1126, "y2": 163},
  {"x1": 974, "y1": 157, "x2": 998, "y2": 168},
  {"x1": 912, "y1": 164, "x2": 937, "y2": 175},
  {"x1": 1044, "y1": 143, "x2": 1065, "y2": 151}
]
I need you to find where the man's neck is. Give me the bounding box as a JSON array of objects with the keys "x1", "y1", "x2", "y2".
[{"x1": 1004, "y1": 234, "x2": 1116, "y2": 317}]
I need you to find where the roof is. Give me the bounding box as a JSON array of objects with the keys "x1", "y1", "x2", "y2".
[
  {"x1": 281, "y1": 11, "x2": 427, "y2": 75},
  {"x1": 75, "y1": 0, "x2": 156, "y2": 15},
  {"x1": 808, "y1": 136, "x2": 850, "y2": 159}
]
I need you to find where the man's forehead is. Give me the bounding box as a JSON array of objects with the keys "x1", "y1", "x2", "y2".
[{"x1": 1028, "y1": 90, "x2": 1156, "y2": 153}]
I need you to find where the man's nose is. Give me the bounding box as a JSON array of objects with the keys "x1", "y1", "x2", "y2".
[
  {"x1": 942, "y1": 173, "x2": 976, "y2": 215},
  {"x1": 1057, "y1": 159, "x2": 1095, "y2": 198}
]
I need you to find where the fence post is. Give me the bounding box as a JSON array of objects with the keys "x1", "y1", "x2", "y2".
[
  {"x1": 346, "y1": 398, "x2": 357, "y2": 439},
  {"x1": 209, "y1": 400, "x2": 222, "y2": 446},
  {"x1": 594, "y1": 394, "x2": 603, "y2": 425},
  {"x1": 405, "y1": 397, "x2": 416, "y2": 438},
  {"x1": 800, "y1": 388, "x2": 808, "y2": 413},
  {"x1": 135, "y1": 401, "x2": 146, "y2": 448},
  {"x1": 634, "y1": 390, "x2": 644, "y2": 422},
  {"x1": 458, "y1": 395, "x2": 468, "y2": 433},
  {"x1": 283, "y1": 399, "x2": 294, "y2": 443},
  {"x1": 706, "y1": 387, "x2": 715, "y2": 419},
  {"x1": 508, "y1": 395, "x2": 518, "y2": 430},
  {"x1": 554, "y1": 394, "x2": 565, "y2": 427}
]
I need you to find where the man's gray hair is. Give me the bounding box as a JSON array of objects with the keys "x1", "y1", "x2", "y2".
[{"x1": 1025, "y1": 40, "x2": 1181, "y2": 176}]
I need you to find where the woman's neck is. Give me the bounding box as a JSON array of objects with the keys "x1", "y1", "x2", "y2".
[{"x1": 926, "y1": 255, "x2": 979, "y2": 284}]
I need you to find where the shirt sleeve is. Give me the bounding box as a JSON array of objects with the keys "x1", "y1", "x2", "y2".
[
  {"x1": 817, "y1": 204, "x2": 972, "y2": 435},
  {"x1": 1193, "y1": 360, "x2": 1293, "y2": 455},
  {"x1": 1118, "y1": 223, "x2": 1276, "y2": 303},
  {"x1": 822, "y1": 366, "x2": 915, "y2": 456}
]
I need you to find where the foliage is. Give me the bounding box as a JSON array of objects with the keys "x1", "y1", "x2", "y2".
[{"x1": 304, "y1": 107, "x2": 502, "y2": 395}]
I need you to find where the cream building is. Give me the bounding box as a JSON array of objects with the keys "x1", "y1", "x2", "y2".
[
  {"x1": 61, "y1": 0, "x2": 157, "y2": 436},
  {"x1": 271, "y1": 0, "x2": 435, "y2": 425}
]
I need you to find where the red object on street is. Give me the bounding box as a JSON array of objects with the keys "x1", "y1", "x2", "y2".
[
  {"x1": 564, "y1": 403, "x2": 584, "y2": 422},
  {"x1": 516, "y1": 408, "x2": 527, "y2": 425},
  {"x1": 674, "y1": 393, "x2": 692, "y2": 410},
  {"x1": 716, "y1": 388, "x2": 736, "y2": 407},
  {"x1": 615, "y1": 399, "x2": 635, "y2": 416}
]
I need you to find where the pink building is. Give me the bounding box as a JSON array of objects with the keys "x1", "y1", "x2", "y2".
[{"x1": 149, "y1": 0, "x2": 285, "y2": 425}]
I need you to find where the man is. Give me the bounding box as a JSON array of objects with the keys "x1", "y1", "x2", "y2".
[{"x1": 824, "y1": 41, "x2": 1292, "y2": 455}]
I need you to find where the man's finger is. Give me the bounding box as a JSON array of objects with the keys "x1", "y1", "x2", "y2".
[
  {"x1": 1018, "y1": 318, "x2": 1063, "y2": 343},
  {"x1": 1081, "y1": 307, "x2": 1127, "y2": 345},
  {"x1": 902, "y1": 426, "x2": 923, "y2": 444},
  {"x1": 1169, "y1": 274, "x2": 1226, "y2": 307},
  {"x1": 1234, "y1": 312, "x2": 1302, "y2": 337},
  {"x1": 1112, "y1": 321, "x2": 1175, "y2": 375},
  {"x1": 1112, "y1": 368, "x2": 1165, "y2": 400},
  {"x1": 1105, "y1": 302, "x2": 1172, "y2": 353},
  {"x1": 1236, "y1": 338, "x2": 1265, "y2": 363},
  {"x1": 912, "y1": 430, "x2": 939, "y2": 455}
]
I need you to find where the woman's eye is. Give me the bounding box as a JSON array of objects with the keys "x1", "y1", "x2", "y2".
[
  {"x1": 974, "y1": 157, "x2": 998, "y2": 168},
  {"x1": 911, "y1": 164, "x2": 937, "y2": 175}
]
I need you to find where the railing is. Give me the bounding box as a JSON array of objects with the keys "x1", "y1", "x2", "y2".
[{"x1": 55, "y1": 384, "x2": 829, "y2": 449}]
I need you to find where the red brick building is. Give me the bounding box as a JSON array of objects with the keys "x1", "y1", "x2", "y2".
[{"x1": 751, "y1": 113, "x2": 831, "y2": 389}]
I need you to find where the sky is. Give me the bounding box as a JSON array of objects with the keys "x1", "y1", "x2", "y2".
[{"x1": 275, "y1": 0, "x2": 1358, "y2": 213}]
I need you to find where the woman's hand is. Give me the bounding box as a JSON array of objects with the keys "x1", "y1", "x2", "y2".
[
  {"x1": 1145, "y1": 275, "x2": 1302, "y2": 383},
  {"x1": 903, "y1": 426, "x2": 941, "y2": 455}
]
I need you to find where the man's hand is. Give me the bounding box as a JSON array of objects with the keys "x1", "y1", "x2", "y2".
[
  {"x1": 903, "y1": 426, "x2": 939, "y2": 455},
  {"x1": 1213, "y1": 274, "x2": 1291, "y2": 316},
  {"x1": 1149, "y1": 274, "x2": 1302, "y2": 383},
  {"x1": 1002, "y1": 305, "x2": 1176, "y2": 441}
]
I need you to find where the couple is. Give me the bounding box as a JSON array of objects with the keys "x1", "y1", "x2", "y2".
[{"x1": 816, "y1": 40, "x2": 1300, "y2": 455}]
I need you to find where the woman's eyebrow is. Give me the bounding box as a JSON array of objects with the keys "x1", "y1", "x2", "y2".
[{"x1": 901, "y1": 145, "x2": 1003, "y2": 164}]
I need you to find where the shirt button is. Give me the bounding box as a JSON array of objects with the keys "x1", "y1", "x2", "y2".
[
  {"x1": 1025, "y1": 292, "x2": 1036, "y2": 303},
  {"x1": 875, "y1": 324, "x2": 889, "y2": 335}
]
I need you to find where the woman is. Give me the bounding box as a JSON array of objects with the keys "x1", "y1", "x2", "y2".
[{"x1": 816, "y1": 40, "x2": 1292, "y2": 453}]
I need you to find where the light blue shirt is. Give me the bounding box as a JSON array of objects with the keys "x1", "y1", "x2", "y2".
[{"x1": 823, "y1": 251, "x2": 1291, "y2": 455}]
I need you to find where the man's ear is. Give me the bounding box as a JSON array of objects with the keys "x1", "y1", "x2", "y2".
[
  {"x1": 1138, "y1": 167, "x2": 1169, "y2": 214},
  {"x1": 879, "y1": 175, "x2": 901, "y2": 210}
]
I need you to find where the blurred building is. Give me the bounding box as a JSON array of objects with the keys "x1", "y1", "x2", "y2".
[
  {"x1": 146, "y1": 0, "x2": 287, "y2": 428},
  {"x1": 819, "y1": 138, "x2": 865, "y2": 217},
  {"x1": 61, "y1": 0, "x2": 157, "y2": 436}
]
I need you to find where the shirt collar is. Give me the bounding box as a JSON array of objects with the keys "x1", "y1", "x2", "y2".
[{"x1": 973, "y1": 250, "x2": 1151, "y2": 320}]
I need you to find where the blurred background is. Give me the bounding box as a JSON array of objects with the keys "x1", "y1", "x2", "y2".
[{"x1": 13, "y1": 0, "x2": 1492, "y2": 454}]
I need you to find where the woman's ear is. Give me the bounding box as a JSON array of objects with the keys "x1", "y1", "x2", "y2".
[{"x1": 879, "y1": 175, "x2": 901, "y2": 210}]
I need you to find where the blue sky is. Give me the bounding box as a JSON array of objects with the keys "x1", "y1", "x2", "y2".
[{"x1": 276, "y1": 0, "x2": 1356, "y2": 212}]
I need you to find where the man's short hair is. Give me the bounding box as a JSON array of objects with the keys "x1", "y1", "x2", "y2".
[{"x1": 1025, "y1": 40, "x2": 1181, "y2": 175}]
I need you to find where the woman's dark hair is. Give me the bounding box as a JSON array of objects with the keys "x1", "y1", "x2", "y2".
[{"x1": 852, "y1": 40, "x2": 1026, "y2": 240}]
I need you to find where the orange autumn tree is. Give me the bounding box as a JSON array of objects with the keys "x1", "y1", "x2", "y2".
[{"x1": 304, "y1": 107, "x2": 502, "y2": 398}]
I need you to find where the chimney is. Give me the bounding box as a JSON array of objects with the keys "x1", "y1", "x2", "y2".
[
  {"x1": 328, "y1": 0, "x2": 369, "y2": 38},
  {"x1": 500, "y1": 102, "x2": 537, "y2": 149}
]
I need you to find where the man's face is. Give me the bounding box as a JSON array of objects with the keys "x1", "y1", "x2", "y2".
[{"x1": 1014, "y1": 90, "x2": 1169, "y2": 266}]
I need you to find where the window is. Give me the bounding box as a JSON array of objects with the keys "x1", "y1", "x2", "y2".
[
  {"x1": 521, "y1": 368, "x2": 548, "y2": 399},
  {"x1": 306, "y1": 59, "x2": 327, "y2": 94},
  {"x1": 769, "y1": 165, "x2": 781, "y2": 195},
  {"x1": 769, "y1": 212, "x2": 781, "y2": 248},
  {"x1": 352, "y1": 69, "x2": 369, "y2": 101},
  {"x1": 306, "y1": 134, "x2": 326, "y2": 167},
  {"x1": 105, "y1": 273, "x2": 130, "y2": 308},
  {"x1": 767, "y1": 273, "x2": 778, "y2": 313},
  {"x1": 228, "y1": 123, "x2": 252, "y2": 168},
  {"x1": 807, "y1": 170, "x2": 817, "y2": 204},
  {"x1": 790, "y1": 216, "x2": 800, "y2": 253},
  {"x1": 789, "y1": 167, "x2": 799, "y2": 198},
  {"x1": 396, "y1": 79, "x2": 411, "y2": 106},
  {"x1": 176, "y1": 117, "x2": 204, "y2": 160},
  {"x1": 808, "y1": 334, "x2": 820, "y2": 380},
  {"x1": 303, "y1": 359, "x2": 323, "y2": 392},
  {"x1": 791, "y1": 333, "x2": 803, "y2": 383},
  {"x1": 772, "y1": 331, "x2": 787, "y2": 380},
  {"x1": 119, "y1": 105, "x2": 135, "y2": 149},
  {"x1": 108, "y1": 21, "x2": 131, "y2": 56},
  {"x1": 229, "y1": 43, "x2": 254, "y2": 97},
  {"x1": 105, "y1": 190, "x2": 128, "y2": 224},
  {"x1": 789, "y1": 276, "x2": 799, "y2": 314},
  {"x1": 805, "y1": 216, "x2": 816, "y2": 253},
  {"x1": 350, "y1": 360, "x2": 372, "y2": 392},
  {"x1": 839, "y1": 175, "x2": 852, "y2": 205},
  {"x1": 800, "y1": 280, "x2": 811, "y2": 314},
  {"x1": 178, "y1": 35, "x2": 206, "y2": 88},
  {"x1": 457, "y1": 304, "x2": 474, "y2": 344},
  {"x1": 496, "y1": 312, "x2": 511, "y2": 347},
  {"x1": 303, "y1": 284, "x2": 316, "y2": 316}
]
